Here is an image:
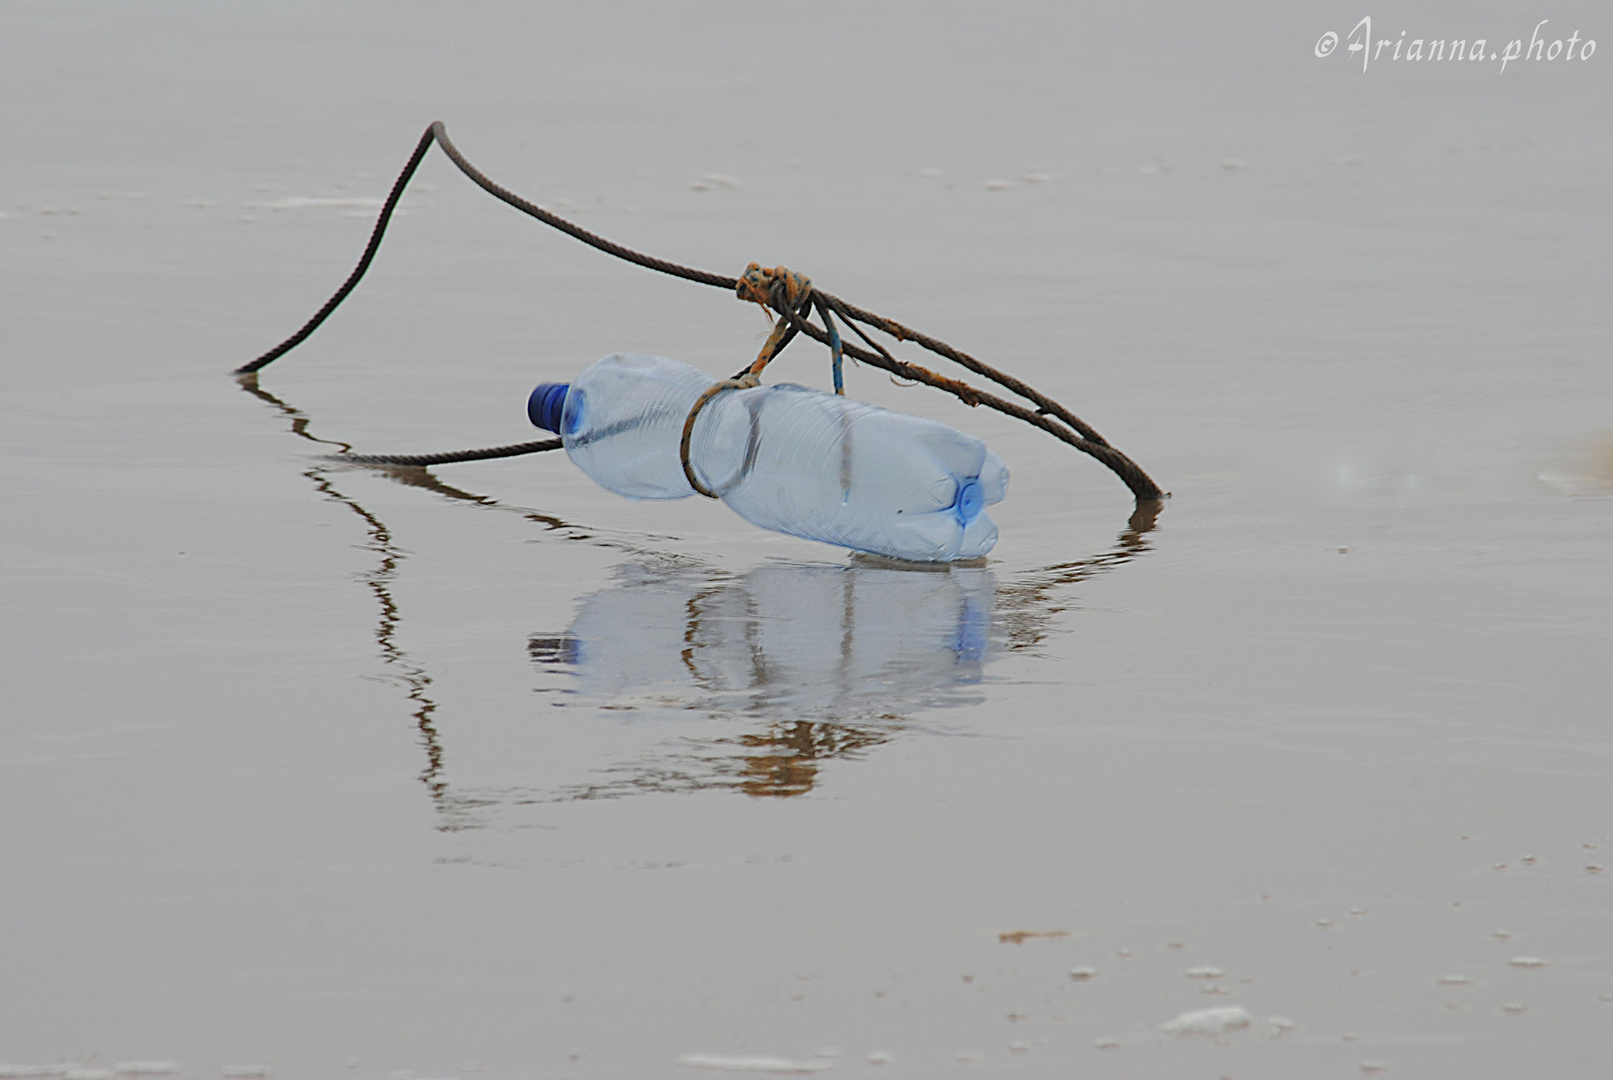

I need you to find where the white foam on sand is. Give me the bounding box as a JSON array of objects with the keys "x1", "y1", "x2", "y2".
[
  {"x1": 1160, "y1": 1005, "x2": 1255, "y2": 1035},
  {"x1": 675, "y1": 1055, "x2": 835, "y2": 1074}
]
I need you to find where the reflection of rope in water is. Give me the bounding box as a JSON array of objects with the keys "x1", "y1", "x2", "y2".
[
  {"x1": 238, "y1": 375, "x2": 486, "y2": 830},
  {"x1": 994, "y1": 500, "x2": 1160, "y2": 652},
  {"x1": 556, "y1": 719, "x2": 899, "y2": 802},
  {"x1": 240, "y1": 374, "x2": 1159, "y2": 817},
  {"x1": 736, "y1": 721, "x2": 892, "y2": 798},
  {"x1": 304, "y1": 469, "x2": 490, "y2": 831},
  {"x1": 240, "y1": 374, "x2": 718, "y2": 826}
]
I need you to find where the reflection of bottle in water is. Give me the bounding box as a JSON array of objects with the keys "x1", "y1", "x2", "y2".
[
  {"x1": 529, "y1": 353, "x2": 1009, "y2": 562},
  {"x1": 534, "y1": 561, "x2": 997, "y2": 722}
]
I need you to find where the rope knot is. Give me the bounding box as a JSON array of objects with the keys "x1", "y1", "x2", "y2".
[{"x1": 736, "y1": 262, "x2": 812, "y2": 310}]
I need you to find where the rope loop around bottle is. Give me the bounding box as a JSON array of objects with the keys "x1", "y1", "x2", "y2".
[
  {"x1": 681, "y1": 265, "x2": 823, "y2": 498},
  {"x1": 685, "y1": 261, "x2": 875, "y2": 497},
  {"x1": 679, "y1": 372, "x2": 760, "y2": 498}
]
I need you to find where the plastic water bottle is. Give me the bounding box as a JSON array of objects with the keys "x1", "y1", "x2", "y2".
[{"x1": 528, "y1": 353, "x2": 1009, "y2": 562}]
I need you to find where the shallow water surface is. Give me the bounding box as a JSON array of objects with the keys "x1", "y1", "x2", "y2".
[{"x1": 4, "y1": 2, "x2": 1611, "y2": 1077}]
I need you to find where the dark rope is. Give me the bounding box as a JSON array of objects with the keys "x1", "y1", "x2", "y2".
[
  {"x1": 819, "y1": 293, "x2": 1116, "y2": 448},
  {"x1": 236, "y1": 128, "x2": 438, "y2": 375},
  {"x1": 333, "y1": 438, "x2": 562, "y2": 467},
  {"x1": 428, "y1": 122, "x2": 735, "y2": 292},
  {"x1": 239, "y1": 121, "x2": 1163, "y2": 502}
]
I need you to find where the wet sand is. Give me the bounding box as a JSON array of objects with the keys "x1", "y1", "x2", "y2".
[{"x1": 3, "y1": 2, "x2": 1610, "y2": 1076}]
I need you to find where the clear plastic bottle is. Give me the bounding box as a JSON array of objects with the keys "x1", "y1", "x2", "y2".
[{"x1": 529, "y1": 352, "x2": 1009, "y2": 562}]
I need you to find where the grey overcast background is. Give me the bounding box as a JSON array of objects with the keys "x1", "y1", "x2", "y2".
[{"x1": 3, "y1": 2, "x2": 1610, "y2": 1077}]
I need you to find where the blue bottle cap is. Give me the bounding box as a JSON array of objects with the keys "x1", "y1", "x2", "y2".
[{"x1": 528, "y1": 382, "x2": 570, "y2": 433}]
